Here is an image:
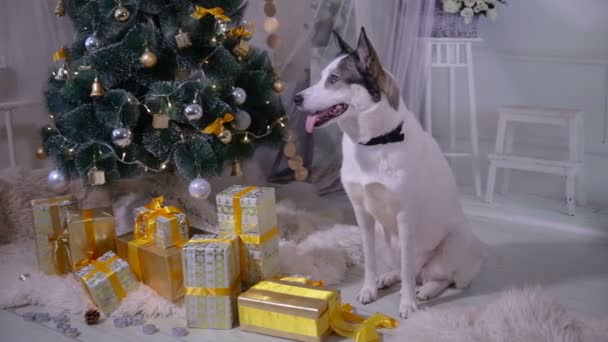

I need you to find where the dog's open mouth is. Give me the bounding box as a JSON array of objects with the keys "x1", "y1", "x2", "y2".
[{"x1": 305, "y1": 104, "x2": 349, "y2": 133}]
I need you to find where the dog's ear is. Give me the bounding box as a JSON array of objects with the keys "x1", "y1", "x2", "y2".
[
  {"x1": 333, "y1": 30, "x2": 353, "y2": 55},
  {"x1": 355, "y1": 27, "x2": 383, "y2": 78}
]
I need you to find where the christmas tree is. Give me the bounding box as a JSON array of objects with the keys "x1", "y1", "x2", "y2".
[{"x1": 42, "y1": 0, "x2": 286, "y2": 198}]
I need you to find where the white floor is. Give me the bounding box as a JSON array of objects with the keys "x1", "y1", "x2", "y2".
[{"x1": 2, "y1": 213, "x2": 608, "y2": 342}]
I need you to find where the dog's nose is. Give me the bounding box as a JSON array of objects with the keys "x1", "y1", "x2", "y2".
[{"x1": 294, "y1": 94, "x2": 303, "y2": 106}]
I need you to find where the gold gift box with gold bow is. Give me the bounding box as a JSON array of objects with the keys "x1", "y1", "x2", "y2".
[
  {"x1": 76, "y1": 251, "x2": 139, "y2": 316},
  {"x1": 115, "y1": 228, "x2": 205, "y2": 302},
  {"x1": 31, "y1": 196, "x2": 78, "y2": 275},
  {"x1": 216, "y1": 186, "x2": 280, "y2": 286},
  {"x1": 66, "y1": 208, "x2": 116, "y2": 269},
  {"x1": 238, "y1": 279, "x2": 399, "y2": 342}
]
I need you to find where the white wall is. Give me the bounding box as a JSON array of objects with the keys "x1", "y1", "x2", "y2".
[{"x1": 430, "y1": 0, "x2": 608, "y2": 206}]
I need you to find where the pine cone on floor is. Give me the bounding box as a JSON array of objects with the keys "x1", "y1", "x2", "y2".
[{"x1": 84, "y1": 308, "x2": 100, "y2": 325}]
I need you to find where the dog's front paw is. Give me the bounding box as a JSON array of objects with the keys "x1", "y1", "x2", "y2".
[
  {"x1": 399, "y1": 300, "x2": 418, "y2": 319},
  {"x1": 357, "y1": 287, "x2": 378, "y2": 305}
]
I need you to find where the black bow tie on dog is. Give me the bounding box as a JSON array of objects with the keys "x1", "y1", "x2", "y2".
[{"x1": 359, "y1": 122, "x2": 405, "y2": 146}]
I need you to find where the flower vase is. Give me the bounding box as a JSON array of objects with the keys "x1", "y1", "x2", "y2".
[{"x1": 431, "y1": 1, "x2": 480, "y2": 38}]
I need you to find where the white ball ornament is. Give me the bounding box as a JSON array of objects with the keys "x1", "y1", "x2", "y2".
[
  {"x1": 231, "y1": 110, "x2": 251, "y2": 131},
  {"x1": 184, "y1": 103, "x2": 203, "y2": 121},
  {"x1": 188, "y1": 177, "x2": 211, "y2": 199},
  {"x1": 111, "y1": 127, "x2": 132, "y2": 147},
  {"x1": 85, "y1": 35, "x2": 101, "y2": 53},
  {"x1": 47, "y1": 169, "x2": 68, "y2": 192},
  {"x1": 231, "y1": 87, "x2": 247, "y2": 105}
]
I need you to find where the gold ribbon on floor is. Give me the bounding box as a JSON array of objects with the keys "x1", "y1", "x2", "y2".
[
  {"x1": 240, "y1": 281, "x2": 398, "y2": 342},
  {"x1": 129, "y1": 196, "x2": 184, "y2": 280},
  {"x1": 190, "y1": 6, "x2": 231, "y2": 21},
  {"x1": 202, "y1": 113, "x2": 234, "y2": 136},
  {"x1": 186, "y1": 236, "x2": 241, "y2": 297},
  {"x1": 81, "y1": 254, "x2": 126, "y2": 300}
]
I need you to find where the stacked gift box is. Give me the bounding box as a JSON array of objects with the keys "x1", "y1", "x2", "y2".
[{"x1": 116, "y1": 196, "x2": 193, "y2": 301}]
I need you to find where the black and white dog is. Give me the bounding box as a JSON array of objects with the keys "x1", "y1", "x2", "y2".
[{"x1": 295, "y1": 28, "x2": 483, "y2": 318}]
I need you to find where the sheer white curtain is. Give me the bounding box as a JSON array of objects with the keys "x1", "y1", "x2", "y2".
[
  {"x1": 271, "y1": 0, "x2": 434, "y2": 193},
  {"x1": 0, "y1": 0, "x2": 73, "y2": 101},
  {"x1": 0, "y1": 0, "x2": 73, "y2": 168}
]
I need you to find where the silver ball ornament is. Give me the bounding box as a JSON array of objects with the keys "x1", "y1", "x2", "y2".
[
  {"x1": 47, "y1": 169, "x2": 68, "y2": 192},
  {"x1": 184, "y1": 103, "x2": 203, "y2": 121},
  {"x1": 231, "y1": 110, "x2": 251, "y2": 131},
  {"x1": 111, "y1": 127, "x2": 132, "y2": 147},
  {"x1": 231, "y1": 87, "x2": 247, "y2": 105},
  {"x1": 85, "y1": 35, "x2": 101, "y2": 53},
  {"x1": 188, "y1": 178, "x2": 211, "y2": 199}
]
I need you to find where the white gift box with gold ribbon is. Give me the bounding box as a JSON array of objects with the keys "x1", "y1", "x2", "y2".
[{"x1": 216, "y1": 186, "x2": 280, "y2": 286}]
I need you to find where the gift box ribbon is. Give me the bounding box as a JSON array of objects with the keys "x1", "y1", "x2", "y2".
[
  {"x1": 72, "y1": 209, "x2": 105, "y2": 270},
  {"x1": 129, "y1": 196, "x2": 186, "y2": 280},
  {"x1": 81, "y1": 254, "x2": 127, "y2": 300},
  {"x1": 44, "y1": 197, "x2": 73, "y2": 274},
  {"x1": 231, "y1": 186, "x2": 279, "y2": 283},
  {"x1": 240, "y1": 281, "x2": 398, "y2": 342},
  {"x1": 185, "y1": 236, "x2": 240, "y2": 298}
]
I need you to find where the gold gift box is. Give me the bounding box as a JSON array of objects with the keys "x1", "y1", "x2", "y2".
[
  {"x1": 238, "y1": 280, "x2": 340, "y2": 342},
  {"x1": 31, "y1": 196, "x2": 78, "y2": 275},
  {"x1": 115, "y1": 228, "x2": 205, "y2": 301},
  {"x1": 67, "y1": 208, "x2": 116, "y2": 268},
  {"x1": 76, "y1": 251, "x2": 139, "y2": 316}
]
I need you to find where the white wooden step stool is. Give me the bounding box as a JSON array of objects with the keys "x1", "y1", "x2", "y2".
[{"x1": 485, "y1": 106, "x2": 585, "y2": 216}]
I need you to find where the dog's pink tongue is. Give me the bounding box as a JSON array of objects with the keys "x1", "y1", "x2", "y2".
[{"x1": 305, "y1": 114, "x2": 319, "y2": 133}]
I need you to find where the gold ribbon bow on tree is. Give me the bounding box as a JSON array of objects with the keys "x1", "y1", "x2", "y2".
[
  {"x1": 191, "y1": 6, "x2": 231, "y2": 21},
  {"x1": 202, "y1": 113, "x2": 234, "y2": 136},
  {"x1": 227, "y1": 23, "x2": 255, "y2": 39},
  {"x1": 53, "y1": 47, "x2": 69, "y2": 62}
]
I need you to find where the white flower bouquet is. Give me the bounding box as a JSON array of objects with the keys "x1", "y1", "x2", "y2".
[{"x1": 441, "y1": 0, "x2": 507, "y2": 24}]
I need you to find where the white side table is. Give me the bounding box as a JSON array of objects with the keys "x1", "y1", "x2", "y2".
[
  {"x1": 1, "y1": 100, "x2": 40, "y2": 167},
  {"x1": 424, "y1": 38, "x2": 482, "y2": 198}
]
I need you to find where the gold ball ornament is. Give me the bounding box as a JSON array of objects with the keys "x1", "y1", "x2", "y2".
[
  {"x1": 283, "y1": 142, "x2": 297, "y2": 157},
  {"x1": 264, "y1": 17, "x2": 280, "y2": 34},
  {"x1": 295, "y1": 168, "x2": 309, "y2": 181},
  {"x1": 35, "y1": 146, "x2": 48, "y2": 160},
  {"x1": 266, "y1": 34, "x2": 282, "y2": 49},
  {"x1": 288, "y1": 156, "x2": 304, "y2": 170},
  {"x1": 217, "y1": 129, "x2": 233, "y2": 144},
  {"x1": 272, "y1": 79, "x2": 286, "y2": 93},
  {"x1": 140, "y1": 48, "x2": 158, "y2": 68},
  {"x1": 114, "y1": 6, "x2": 130, "y2": 22}
]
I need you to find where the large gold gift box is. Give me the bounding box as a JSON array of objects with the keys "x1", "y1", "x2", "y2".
[
  {"x1": 216, "y1": 186, "x2": 280, "y2": 285},
  {"x1": 238, "y1": 280, "x2": 399, "y2": 342},
  {"x1": 76, "y1": 251, "x2": 139, "y2": 316},
  {"x1": 115, "y1": 228, "x2": 205, "y2": 301},
  {"x1": 31, "y1": 196, "x2": 78, "y2": 275},
  {"x1": 66, "y1": 208, "x2": 116, "y2": 268},
  {"x1": 182, "y1": 234, "x2": 241, "y2": 329}
]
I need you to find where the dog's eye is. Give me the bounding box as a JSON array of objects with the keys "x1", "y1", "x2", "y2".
[{"x1": 328, "y1": 74, "x2": 340, "y2": 84}]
